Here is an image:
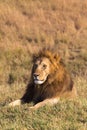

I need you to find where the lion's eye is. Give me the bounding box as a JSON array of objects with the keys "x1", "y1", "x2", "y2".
[{"x1": 43, "y1": 64, "x2": 47, "y2": 69}]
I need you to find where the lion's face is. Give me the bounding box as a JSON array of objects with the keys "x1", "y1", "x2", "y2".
[{"x1": 33, "y1": 57, "x2": 51, "y2": 85}]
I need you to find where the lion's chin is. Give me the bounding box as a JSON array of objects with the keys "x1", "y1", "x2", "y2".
[{"x1": 34, "y1": 79, "x2": 45, "y2": 85}]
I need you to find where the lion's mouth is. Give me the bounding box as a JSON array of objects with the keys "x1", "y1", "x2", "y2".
[
  {"x1": 34, "y1": 79, "x2": 45, "y2": 85},
  {"x1": 34, "y1": 76, "x2": 48, "y2": 85}
]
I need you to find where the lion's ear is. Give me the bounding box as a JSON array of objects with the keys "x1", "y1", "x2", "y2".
[
  {"x1": 54, "y1": 53, "x2": 65, "y2": 65},
  {"x1": 53, "y1": 53, "x2": 61, "y2": 62}
]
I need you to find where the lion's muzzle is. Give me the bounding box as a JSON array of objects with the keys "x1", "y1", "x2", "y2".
[{"x1": 33, "y1": 73, "x2": 47, "y2": 85}]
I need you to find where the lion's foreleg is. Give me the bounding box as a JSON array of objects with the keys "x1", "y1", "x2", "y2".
[
  {"x1": 8, "y1": 99, "x2": 23, "y2": 107},
  {"x1": 29, "y1": 98, "x2": 59, "y2": 110}
]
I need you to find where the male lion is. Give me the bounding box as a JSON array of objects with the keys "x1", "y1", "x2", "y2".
[{"x1": 9, "y1": 49, "x2": 77, "y2": 110}]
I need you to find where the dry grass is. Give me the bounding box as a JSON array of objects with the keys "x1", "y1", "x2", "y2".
[
  {"x1": 0, "y1": 0, "x2": 87, "y2": 84},
  {"x1": 0, "y1": 0, "x2": 87, "y2": 129}
]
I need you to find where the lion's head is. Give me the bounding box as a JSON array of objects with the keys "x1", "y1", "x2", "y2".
[
  {"x1": 32, "y1": 57, "x2": 51, "y2": 84},
  {"x1": 32, "y1": 50, "x2": 64, "y2": 85}
]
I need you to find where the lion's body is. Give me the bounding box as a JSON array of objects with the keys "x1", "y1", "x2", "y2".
[{"x1": 9, "y1": 50, "x2": 77, "y2": 109}]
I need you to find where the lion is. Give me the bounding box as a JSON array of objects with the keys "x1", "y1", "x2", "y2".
[{"x1": 8, "y1": 49, "x2": 77, "y2": 110}]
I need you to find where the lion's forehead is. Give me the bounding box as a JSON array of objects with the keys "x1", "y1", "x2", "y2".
[{"x1": 35, "y1": 57, "x2": 50, "y2": 65}]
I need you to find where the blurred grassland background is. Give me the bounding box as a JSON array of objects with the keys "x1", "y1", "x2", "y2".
[{"x1": 0, "y1": 0, "x2": 87, "y2": 130}]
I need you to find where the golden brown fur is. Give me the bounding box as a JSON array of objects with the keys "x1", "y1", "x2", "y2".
[{"x1": 9, "y1": 49, "x2": 77, "y2": 109}]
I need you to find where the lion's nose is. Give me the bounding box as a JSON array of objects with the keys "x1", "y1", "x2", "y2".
[{"x1": 33, "y1": 73, "x2": 39, "y2": 79}]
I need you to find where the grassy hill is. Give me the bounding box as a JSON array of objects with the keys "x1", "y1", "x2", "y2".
[{"x1": 0, "y1": 0, "x2": 87, "y2": 129}]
